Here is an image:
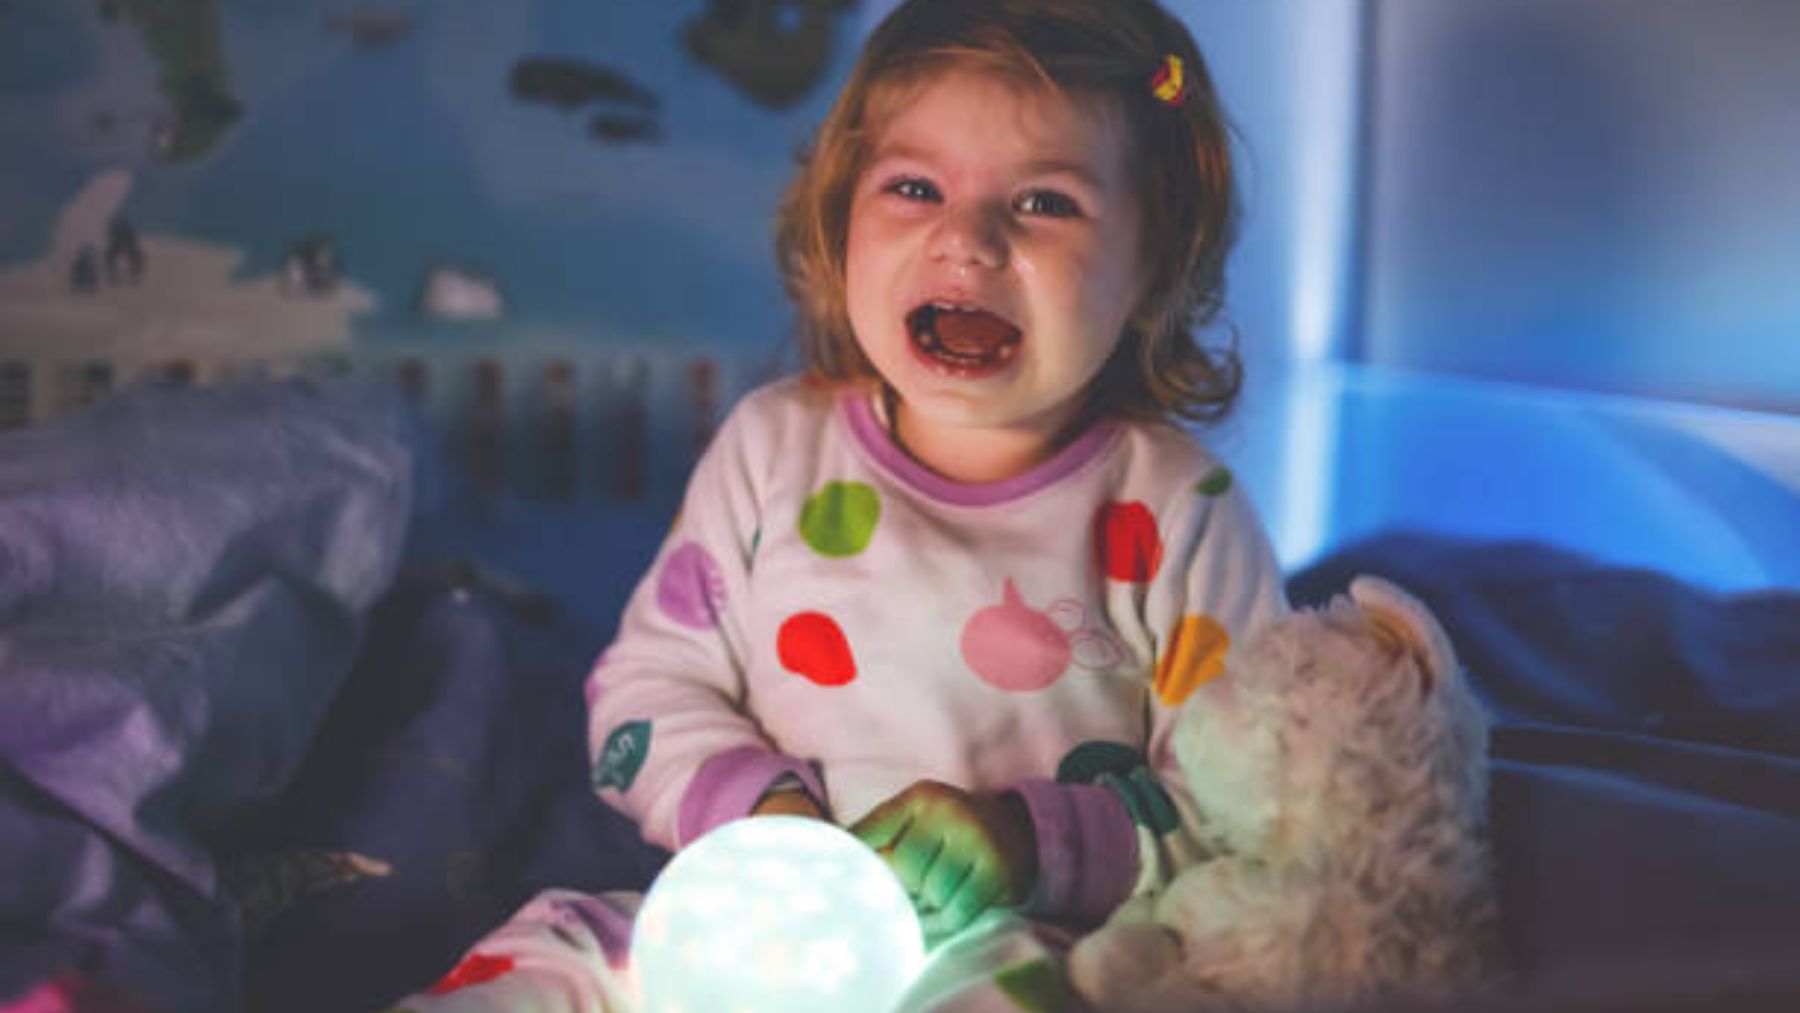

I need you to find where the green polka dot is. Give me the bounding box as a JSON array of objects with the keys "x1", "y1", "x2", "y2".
[
  {"x1": 1197, "y1": 466, "x2": 1234, "y2": 497},
  {"x1": 1056, "y1": 741, "x2": 1139, "y2": 784},
  {"x1": 1058, "y1": 742, "x2": 1178, "y2": 834},
  {"x1": 797, "y1": 481, "x2": 881, "y2": 558},
  {"x1": 994, "y1": 958, "x2": 1075, "y2": 1012},
  {"x1": 1102, "y1": 769, "x2": 1180, "y2": 835}
]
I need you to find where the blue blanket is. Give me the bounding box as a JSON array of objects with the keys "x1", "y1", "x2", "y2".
[{"x1": 1290, "y1": 533, "x2": 1800, "y2": 995}]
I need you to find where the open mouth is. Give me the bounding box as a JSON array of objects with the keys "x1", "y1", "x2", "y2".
[{"x1": 905, "y1": 303, "x2": 1022, "y2": 376}]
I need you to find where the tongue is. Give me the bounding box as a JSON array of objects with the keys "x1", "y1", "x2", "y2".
[{"x1": 931, "y1": 309, "x2": 1017, "y2": 356}]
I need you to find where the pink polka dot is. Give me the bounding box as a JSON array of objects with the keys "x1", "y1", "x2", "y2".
[{"x1": 961, "y1": 580, "x2": 1073, "y2": 692}]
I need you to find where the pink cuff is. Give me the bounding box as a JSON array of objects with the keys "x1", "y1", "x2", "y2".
[
  {"x1": 1011, "y1": 778, "x2": 1138, "y2": 925},
  {"x1": 676, "y1": 746, "x2": 824, "y2": 846}
]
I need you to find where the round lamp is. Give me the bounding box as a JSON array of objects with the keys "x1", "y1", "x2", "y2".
[{"x1": 632, "y1": 816, "x2": 926, "y2": 1013}]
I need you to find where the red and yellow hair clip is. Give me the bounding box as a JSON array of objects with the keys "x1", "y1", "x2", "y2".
[{"x1": 1150, "y1": 54, "x2": 1190, "y2": 107}]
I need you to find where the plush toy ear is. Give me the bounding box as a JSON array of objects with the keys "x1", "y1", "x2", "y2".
[{"x1": 1347, "y1": 576, "x2": 1458, "y2": 694}]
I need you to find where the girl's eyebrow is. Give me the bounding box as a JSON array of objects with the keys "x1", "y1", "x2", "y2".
[
  {"x1": 867, "y1": 143, "x2": 1107, "y2": 190},
  {"x1": 865, "y1": 141, "x2": 936, "y2": 168},
  {"x1": 1019, "y1": 159, "x2": 1106, "y2": 190}
]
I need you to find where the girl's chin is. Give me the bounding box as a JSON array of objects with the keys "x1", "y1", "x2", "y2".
[{"x1": 894, "y1": 390, "x2": 1069, "y2": 440}]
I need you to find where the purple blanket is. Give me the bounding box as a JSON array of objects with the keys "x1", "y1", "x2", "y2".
[
  {"x1": 0, "y1": 380, "x2": 420, "y2": 1011},
  {"x1": 221, "y1": 571, "x2": 666, "y2": 1013}
]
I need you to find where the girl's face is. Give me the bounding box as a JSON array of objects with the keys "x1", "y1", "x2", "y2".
[{"x1": 844, "y1": 68, "x2": 1144, "y2": 482}]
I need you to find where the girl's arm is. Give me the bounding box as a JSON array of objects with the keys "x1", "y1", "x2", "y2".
[
  {"x1": 585, "y1": 392, "x2": 826, "y2": 851},
  {"x1": 1013, "y1": 472, "x2": 1291, "y2": 921},
  {"x1": 1129, "y1": 475, "x2": 1290, "y2": 896}
]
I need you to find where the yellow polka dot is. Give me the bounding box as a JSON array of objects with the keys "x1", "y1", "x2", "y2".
[{"x1": 1153, "y1": 614, "x2": 1230, "y2": 706}]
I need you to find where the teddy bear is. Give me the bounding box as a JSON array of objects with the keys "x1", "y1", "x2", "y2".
[{"x1": 1068, "y1": 576, "x2": 1499, "y2": 1012}]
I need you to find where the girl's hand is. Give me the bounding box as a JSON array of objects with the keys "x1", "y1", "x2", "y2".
[
  {"x1": 850, "y1": 781, "x2": 1038, "y2": 937},
  {"x1": 751, "y1": 786, "x2": 826, "y2": 820}
]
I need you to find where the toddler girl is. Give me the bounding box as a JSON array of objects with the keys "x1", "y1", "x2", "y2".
[{"x1": 398, "y1": 0, "x2": 1287, "y2": 1008}]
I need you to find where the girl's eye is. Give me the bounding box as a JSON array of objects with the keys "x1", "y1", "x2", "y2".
[
  {"x1": 1014, "y1": 190, "x2": 1082, "y2": 218},
  {"x1": 883, "y1": 177, "x2": 940, "y2": 202}
]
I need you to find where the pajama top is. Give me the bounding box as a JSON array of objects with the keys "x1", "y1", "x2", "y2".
[{"x1": 586, "y1": 377, "x2": 1288, "y2": 924}]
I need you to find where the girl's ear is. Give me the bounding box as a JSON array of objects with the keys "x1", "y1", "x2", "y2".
[{"x1": 1347, "y1": 576, "x2": 1458, "y2": 694}]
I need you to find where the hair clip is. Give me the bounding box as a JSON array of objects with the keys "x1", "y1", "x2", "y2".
[{"x1": 1150, "y1": 54, "x2": 1190, "y2": 107}]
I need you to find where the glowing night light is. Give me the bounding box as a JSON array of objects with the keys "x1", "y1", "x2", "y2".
[{"x1": 632, "y1": 816, "x2": 926, "y2": 1013}]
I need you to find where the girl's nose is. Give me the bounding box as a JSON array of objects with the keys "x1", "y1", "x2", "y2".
[{"x1": 927, "y1": 201, "x2": 1008, "y2": 271}]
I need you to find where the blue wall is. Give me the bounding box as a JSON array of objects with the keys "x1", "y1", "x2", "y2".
[
  {"x1": 9, "y1": 0, "x2": 1791, "y2": 415},
  {"x1": 5, "y1": 0, "x2": 1792, "y2": 592},
  {"x1": 0, "y1": 0, "x2": 861, "y2": 351},
  {"x1": 1362, "y1": 0, "x2": 1800, "y2": 414}
]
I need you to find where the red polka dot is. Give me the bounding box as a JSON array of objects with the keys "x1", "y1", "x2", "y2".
[
  {"x1": 1094, "y1": 501, "x2": 1163, "y2": 583},
  {"x1": 777, "y1": 612, "x2": 858, "y2": 686},
  {"x1": 428, "y1": 953, "x2": 515, "y2": 995}
]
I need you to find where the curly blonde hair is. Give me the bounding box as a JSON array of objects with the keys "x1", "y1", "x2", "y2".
[{"x1": 775, "y1": 0, "x2": 1242, "y2": 426}]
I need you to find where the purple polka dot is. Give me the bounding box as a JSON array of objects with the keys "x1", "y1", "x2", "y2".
[{"x1": 656, "y1": 542, "x2": 726, "y2": 629}]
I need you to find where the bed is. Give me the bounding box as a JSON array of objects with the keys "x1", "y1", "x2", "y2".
[{"x1": 1, "y1": 376, "x2": 1796, "y2": 1012}]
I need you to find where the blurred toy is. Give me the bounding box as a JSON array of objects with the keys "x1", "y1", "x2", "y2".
[
  {"x1": 69, "y1": 244, "x2": 100, "y2": 294},
  {"x1": 281, "y1": 233, "x2": 342, "y2": 296},
  {"x1": 413, "y1": 262, "x2": 505, "y2": 321},
  {"x1": 508, "y1": 57, "x2": 661, "y2": 144},
  {"x1": 508, "y1": 57, "x2": 658, "y2": 111},
  {"x1": 683, "y1": 0, "x2": 853, "y2": 109},
  {"x1": 323, "y1": 6, "x2": 414, "y2": 51},
  {"x1": 104, "y1": 215, "x2": 145, "y2": 286},
  {"x1": 1070, "y1": 577, "x2": 1498, "y2": 1011}
]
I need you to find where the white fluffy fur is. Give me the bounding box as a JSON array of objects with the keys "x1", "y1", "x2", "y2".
[{"x1": 1070, "y1": 578, "x2": 1497, "y2": 1012}]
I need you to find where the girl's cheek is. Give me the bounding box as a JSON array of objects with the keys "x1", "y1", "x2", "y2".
[
  {"x1": 850, "y1": 193, "x2": 893, "y2": 230},
  {"x1": 873, "y1": 196, "x2": 929, "y2": 226}
]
